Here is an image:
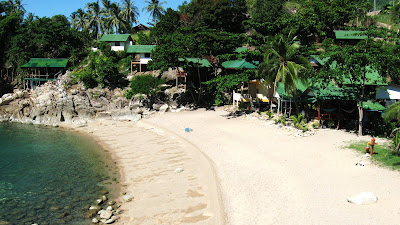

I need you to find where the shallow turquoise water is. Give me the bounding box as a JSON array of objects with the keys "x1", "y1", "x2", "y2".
[{"x1": 0, "y1": 122, "x2": 115, "y2": 224}]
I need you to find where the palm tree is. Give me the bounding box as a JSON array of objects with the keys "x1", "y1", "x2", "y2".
[
  {"x1": 5, "y1": 0, "x2": 25, "y2": 20},
  {"x1": 71, "y1": 8, "x2": 87, "y2": 31},
  {"x1": 142, "y1": 0, "x2": 167, "y2": 26},
  {"x1": 257, "y1": 34, "x2": 309, "y2": 112},
  {"x1": 86, "y1": 1, "x2": 103, "y2": 39},
  {"x1": 120, "y1": 0, "x2": 139, "y2": 30},
  {"x1": 108, "y1": 3, "x2": 127, "y2": 33}
]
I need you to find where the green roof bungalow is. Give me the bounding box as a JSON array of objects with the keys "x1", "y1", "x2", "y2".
[
  {"x1": 127, "y1": 45, "x2": 156, "y2": 73},
  {"x1": 21, "y1": 58, "x2": 69, "y2": 90},
  {"x1": 99, "y1": 34, "x2": 133, "y2": 52}
]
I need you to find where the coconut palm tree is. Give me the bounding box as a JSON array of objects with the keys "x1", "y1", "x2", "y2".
[
  {"x1": 71, "y1": 8, "x2": 87, "y2": 31},
  {"x1": 107, "y1": 3, "x2": 127, "y2": 33},
  {"x1": 86, "y1": 1, "x2": 103, "y2": 39},
  {"x1": 142, "y1": 0, "x2": 167, "y2": 26},
  {"x1": 120, "y1": 0, "x2": 139, "y2": 30},
  {"x1": 257, "y1": 34, "x2": 309, "y2": 112}
]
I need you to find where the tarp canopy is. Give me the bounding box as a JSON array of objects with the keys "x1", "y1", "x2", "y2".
[
  {"x1": 127, "y1": 45, "x2": 156, "y2": 54},
  {"x1": 362, "y1": 101, "x2": 386, "y2": 111},
  {"x1": 99, "y1": 34, "x2": 131, "y2": 42},
  {"x1": 222, "y1": 59, "x2": 259, "y2": 69},
  {"x1": 21, "y1": 58, "x2": 69, "y2": 68}
]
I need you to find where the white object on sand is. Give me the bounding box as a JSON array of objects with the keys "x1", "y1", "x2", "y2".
[{"x1": 347, "y1": 192, "x2": 378, "y2": 205}]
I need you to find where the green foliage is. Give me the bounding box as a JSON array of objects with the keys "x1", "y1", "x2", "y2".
[
  {"x1": 246, "y1": 0, "x2": 288, "y2": 36},
  {"x1": 203, "y1": 71, "x2": 253, "y2": 106},
  {"x1": 292, "y1": 0, "x2": 371, "y2": 43},
  {"x1": 280, "y1": 115, "x2": 287, "y2": 125},
  {"x1": 290, "y1": 113, "x2": 308, "y2": 131},
  {"x1": 74, "y1": 70, "x2": 97, "y2": 88},
  {"x1": 390, "y1": 4, "x2": 400, "y2": 23},
  {"x1": 125, "y1": 74, "x2": 165, "y2": 99},
  {"x1": 89, "y1": 53, "x2": 120, "y2": 87},
  {"x1": 136, "y1": 31, "x2": 151, "y2": 45},
  {"x1": 391, "y1": 128, "x2": 400, "y2": 154},
  {"x1": 74, "y1": 48, "x2": 123, "y2": 88},
  {"x1": 265, "y1": 110, "x2": 273, "y2": 119},
  {"x1": 384, "y1": 101, "x2": 400, "y2": 123},
  {"x1": 182, "y1": 0, "x2": 248, "y2": 33},
  {"x1": 312, "y1": 120, "x2": 320, "y2": 129}
]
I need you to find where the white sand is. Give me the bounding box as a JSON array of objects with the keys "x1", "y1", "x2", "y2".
[{"x1": 66, "y1": 108, "x2": 400, "y2": 225}]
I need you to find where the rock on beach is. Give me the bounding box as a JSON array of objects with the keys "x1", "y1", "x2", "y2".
[{"x1": 347, "y1": 192, "x2": 378, "y2": 205}]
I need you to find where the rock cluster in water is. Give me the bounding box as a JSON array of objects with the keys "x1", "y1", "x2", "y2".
[
  {"x1": 0, "y1": 73, "x2": 188, "y2": 126},
  {"x1": 84, "y1": 194, "x2": 124, "y2": 224}
]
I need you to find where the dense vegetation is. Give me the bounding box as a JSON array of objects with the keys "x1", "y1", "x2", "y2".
[{"x1": 4, "y1": 0, "x2": 400, "y2": 139}]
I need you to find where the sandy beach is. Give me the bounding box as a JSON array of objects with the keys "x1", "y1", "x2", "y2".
[{"x1": 66, "y1": 107, "x2": 400, "y2": 225}]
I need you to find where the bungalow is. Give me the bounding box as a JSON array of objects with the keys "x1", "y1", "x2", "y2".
[
  {"x1": 99, "y1": 34, "x2": 133, "y2": 52},
  {"x1": 127, "y1": 45, "x2": 156, "y2": 73},
  {"x1": 21, "y1": 58, "x2": 69, "y2": 90}
]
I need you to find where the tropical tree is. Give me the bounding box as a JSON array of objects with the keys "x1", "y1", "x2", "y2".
[
  {"x1": 142, "y1": 0, "x2": 166, "y2": 26},
  {"x1": 120, "y1": 0, "x2": 139, "y2": 30},
  {"x1": 107, "y1": 3, "x2": 126, "y2": 33},
  {"x1": 86, "y1": 1, "x2": 103, "y2": 39},
  {"x1": 257, "y1": 34, "x2": 309, "y2": 111},
  {"x1": 71, "y1": 8, "x2": 86, "y2": 31}
]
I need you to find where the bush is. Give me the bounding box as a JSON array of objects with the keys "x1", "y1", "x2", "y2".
[
  {"x1": 125, "y1": 75, "x2": 166, "y2": 99},
  {"x1": 74, "y1": 70, "x2": 97, "y2": 88}
]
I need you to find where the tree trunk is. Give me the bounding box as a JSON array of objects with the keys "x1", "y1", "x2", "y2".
[{"x1": 358, "y1": 103, "x2": 363, "y2": 136}]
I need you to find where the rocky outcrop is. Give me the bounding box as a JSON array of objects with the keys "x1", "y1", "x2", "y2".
[{"x1": 0, "y1": 73, "x2": 188, "y2": 126}]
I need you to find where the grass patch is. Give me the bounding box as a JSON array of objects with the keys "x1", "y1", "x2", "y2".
[{"x1": 346, "y1": 140, "x2": 400, "y2": 171}]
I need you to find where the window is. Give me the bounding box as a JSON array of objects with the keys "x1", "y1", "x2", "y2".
[
  {"x1": 114, "y1": 41, "x2": 120, "y2": 46},
  {"x1": 145, "y1": 53, "x2": 151, "y2": 58}
]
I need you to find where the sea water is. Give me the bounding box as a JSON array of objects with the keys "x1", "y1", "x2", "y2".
[{"x1": 0, "y1": 122, "x2": 117, "y2": 224}]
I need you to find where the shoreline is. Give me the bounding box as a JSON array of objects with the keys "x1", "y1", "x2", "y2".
[
  {"x1": 4, "y1": 106, "x2": 400, "y2": 224},
  {"x1": 63, "y1": 118, "x2": 225, "y2": 224}
]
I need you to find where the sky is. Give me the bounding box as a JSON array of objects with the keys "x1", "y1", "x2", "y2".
[{"x1": 23, "y1": 0, "x2": 188, "y2": 25}]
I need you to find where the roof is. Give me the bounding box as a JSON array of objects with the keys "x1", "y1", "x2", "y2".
[
  {"x1": 222, "y1": 60, "x2": 259, "y2": 69},
  {"x1": 376, "y1": 85, "x2": 400, "y2": 100},
  {"x1": 21, "y1": 58, "x2": 69, "y2": 68},
  {"x1": 99, "y1": 34, "x2": 132, "y2": 42},
  {"x1": 362, "y1": 101, "x2": 386, "y2": 111},
  {"x1": 334, "y1": 30, "x2": 367, "y2": 40},
  {"x1": 303, "y1": 86, "x2": 356, "y2": 102},
  {"x1": 126, "y1": 45, "x2": 156, "y2": 53},
  {"x1": 179, "y1": 58, "x2": 212, "y2": 67}
]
